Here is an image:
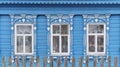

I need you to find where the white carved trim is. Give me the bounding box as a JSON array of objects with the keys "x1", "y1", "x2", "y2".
[
  {"x1": 46, "y1": 14, "x2": 74, "y2": 25},
  {"x1": 83, "y1": 14, "x2": 111, "y2": 25},
  {"x1": 10, "y1": 14, "x2": 37, "y2": 25}
]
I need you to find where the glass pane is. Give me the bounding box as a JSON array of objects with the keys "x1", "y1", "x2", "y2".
[
  {"x1": 97, "y1": 35, "x2": 104, "y2": 52},
  {"x1": 62, "y1": 36, "x2": 68, "y2": 53},
  {"x1": 17, "y1": 36, "x2": 23, "y2": 53},
  {"x1": 61, "y1": 25, "x2": 68, "y2": 34},
  {"x1": 89, "y1": 25, "x2": 104, "y2": 33},
  {"x1": 17, "y1": 25, "x2": 32, "y2": 34},
  {"x1": 25, "y1": 36, "x2": 32, "y2": 53},
  {"x1": 17, "y1": 25, "x2": 24, "y2": 34},
  {"x1": 24, "y1": 26, "x2": 32, "y2": 34},
  {"x1": 53, "y1": 36, "x2": 59, "y2": 53},
  {"x1": 53, "y1": 25, "x2": 60, "y2": 34},
  {"x1": 88, "y1": 36, "x2": 95, "y2": 52},
  {"x1": 97, "y1": 25, "x2": 104, "y2": 33}
]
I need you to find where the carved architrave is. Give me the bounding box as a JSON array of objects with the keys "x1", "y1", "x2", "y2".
[
  {"x1": 46, "y1": 14, "x2": 74, "y2": 25},
  {"x1": 83, "y1": 14, "x2": 110, "y2": 25},
  {"x1": 82, "y1": 14, "x2": 111, "y2": 57},
  {"x1": 10, "y1": 14, "x2": 37, "y2": 60},
  {"x1": 10, "y1": 14, "x2": 37, "y2": 25},
  {"x1": 46, "y1": 14, "x2": 74, "y2": 58}
]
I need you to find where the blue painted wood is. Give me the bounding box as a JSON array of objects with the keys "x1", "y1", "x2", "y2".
[
  {"x1": 36, "y1": 16, "x2": 48, "y2": 57},
  {"x1": 0, "y1": 15, "x2": 11, "y2": 56},
  {"x1": 1, "y1": 4, "x2": 120, "y2": 14},
  {"x1": 73, "y1": 15, "x2": 84, "y2": 60},
  {"x1": 0, "y1": 15, "x2": 11, "y2": 66},
  {"x1": 1, "y1": 0, "x2": 120, "y2": 5},
  {"x1": 109, "y1": 15, "x2": 120, "y2": 56},
  {"x1": 0, "y1": 0, "x2": 120, "y2": 67}
]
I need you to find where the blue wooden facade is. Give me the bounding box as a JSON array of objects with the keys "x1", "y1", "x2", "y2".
[{"x1": 0, "y1": 0, "x2": 120, "y2": 67}]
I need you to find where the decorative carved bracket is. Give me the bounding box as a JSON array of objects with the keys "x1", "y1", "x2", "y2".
[
  {"x1": 10, "y1": 14, "x2": 37, "y2": 25},
  {"x1": 46, "y1": 14, "x2": 74, "y2": 25},
  {"x1": 83, "y1": 14, "x2": 111, "y2": 25}
]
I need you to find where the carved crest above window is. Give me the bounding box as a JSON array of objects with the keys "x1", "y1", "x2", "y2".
[
  {"x1": 10, "y1": 14, "x2": 37, "y2": 25},
  {"x1": 46, "y1": 14, "x2": 74, "y2": 25},
  {"x1": 83, "y1": 14, "x2": 111, "y2": 25}
]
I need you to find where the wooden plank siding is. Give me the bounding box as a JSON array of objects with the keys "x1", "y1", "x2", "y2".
[
  {"x1": 0, "y1": 15, "x2": 11, "y2": 67},
  {"x1": 0, "y1": 2, "x2": 120, "y2": 67},
  {"x1": 0, "y1": 15, "x2": 120, "y2": 67}
]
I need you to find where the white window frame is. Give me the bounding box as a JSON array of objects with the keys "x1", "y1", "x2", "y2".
[
  {"x1": 86, "y1": 23, "x2": 106, "y2": 56},
  {"x1": 14, "y1": 23, "x2": 34, "y2": 55},
  {"x1": 50, "y1": 24, "x2": 70, "y2": 56}
]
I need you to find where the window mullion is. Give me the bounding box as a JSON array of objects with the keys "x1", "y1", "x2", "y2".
[
  {"x1": 95, "y1": 35, "x2": 97, "y2": 53},
  {"x1": 103, "y1": 35, "x2": 105, "y2": 53},
  {"x1": 32, "y1": 29, "x2": 33, "y2": 54},
  {"x1": 103, "y1": 25, "x2": 106, "y2": 52},
  {"x1": 68, "y1": 25, "x2": 70, "y2": 54},
  {"x1": 23, "y1": 35, "x2": 25, "y2": 54},
  {"x1": 67, "y1": 35, "x2": 69, "y2": 54},
  {"x1": 60, "y1": 25, "x2": 62, "y2": 54},
  {"x1": 59, "y1": 35, "x2": 61, "y2": 55}
]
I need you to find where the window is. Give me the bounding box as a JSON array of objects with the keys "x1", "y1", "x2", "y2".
[
  {"x1": 14, "y1": 24, "x2": 34, "y2": 55},
  {"x1": 51, "y1": 24, "x2": 70, "y2": 56},
  {"x1": 87, "y1": 23, "x2": 106, "y2": 56}
]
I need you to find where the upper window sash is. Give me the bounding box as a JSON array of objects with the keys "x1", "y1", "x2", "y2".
[
  {"x1": 86, "y1": 23, "x2": 106, "y2": 56},
  {"x1": 51, "y1": 24, "x2": 69, "y2": 35},
  {"x1": 14, "y1": 24, "x2": 34, "y2": 55}
]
